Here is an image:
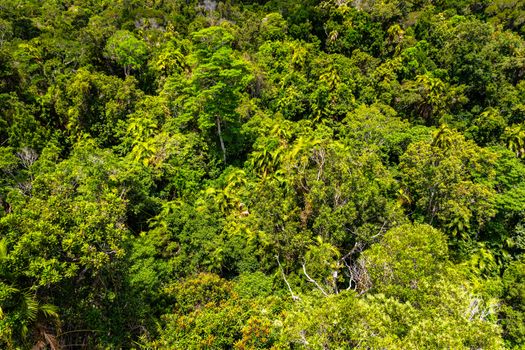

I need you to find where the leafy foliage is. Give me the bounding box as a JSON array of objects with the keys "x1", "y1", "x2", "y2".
[{"x1": 0, "y1": 0, "x2": 524, "y2": 348}]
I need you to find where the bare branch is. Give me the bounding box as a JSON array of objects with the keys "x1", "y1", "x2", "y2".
[
  {"x1": 302, "y1": 261, "x2": 329, "y2": 296},
  {"x1": 342, "y1": 256, "x2": 371, "y2": 294},
  {"x1": 17, "y1": 147, "x2": 38, "y2": 169},
  {"x1": 276, "y1": 255, "x2": 300, "y2": 301},
  {"x1": 341, "y1": 241, "x2": 364, "y2": 261}
]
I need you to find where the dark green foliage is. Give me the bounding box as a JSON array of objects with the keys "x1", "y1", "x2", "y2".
[
  {"x1": 1, "y1": 0, "x2": 524, "y2": 349},
  {"x1": 501, "y1": 257, "x2": 525, "y2": 347}
]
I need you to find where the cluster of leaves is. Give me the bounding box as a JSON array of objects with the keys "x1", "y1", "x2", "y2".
[{"x1": 1, "y1": 0, "x2": 525, "y2": 348}]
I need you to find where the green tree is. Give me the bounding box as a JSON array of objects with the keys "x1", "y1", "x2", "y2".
[
  {"x1": 400, "y1": 128, "x2": 497, "y2": 237},
  {"x1": 0, "y1": 140, "x2": 146, "y2": 347},
  {"x1": 104, "y1": 30, "x2": 148, "y2": 76},
  {"x1": 504, "y1": 123, "x2": 525, "y2": 158},
  {"x1": 500, "y1": 257, "x2": 525, "y2": 348},
  {"x1": 166, "y1": 25, "x2": 253, "y2": 164}
]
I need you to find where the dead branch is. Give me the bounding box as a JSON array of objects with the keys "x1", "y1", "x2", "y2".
[
  {"x1": 276, "y1": 255, "x2": 300, "y2": 301},
  {"x1": 302, "y1": 261, "x2": 329, "y2": 296}
]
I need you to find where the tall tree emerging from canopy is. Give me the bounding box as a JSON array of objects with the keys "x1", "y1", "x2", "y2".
[
  {"x1": 104, "y1": 30, "x2": 148, "y2": 76},
  {"x1": 173, "y1": 25, "x2": 253, "y2": 164}
]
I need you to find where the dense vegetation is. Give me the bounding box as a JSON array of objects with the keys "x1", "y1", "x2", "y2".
[{"x1": 1, "y1": 0, "x2": 525, "y2": 348}]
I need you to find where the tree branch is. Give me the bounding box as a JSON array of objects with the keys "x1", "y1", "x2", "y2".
[
  {"x1": 216, "y1": 116, "x2": 226, "y2": 163},
  {"x1": 302, "y1": 261, "x2": 329, "y2": 296},
  {"x1": 276, "y1": 255, "x2": 299, "y2": 301}
]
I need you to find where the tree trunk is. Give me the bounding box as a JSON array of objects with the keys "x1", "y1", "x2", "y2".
[{"x1": 216, "y1": 116, "x2": 226, "y2": 163}]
